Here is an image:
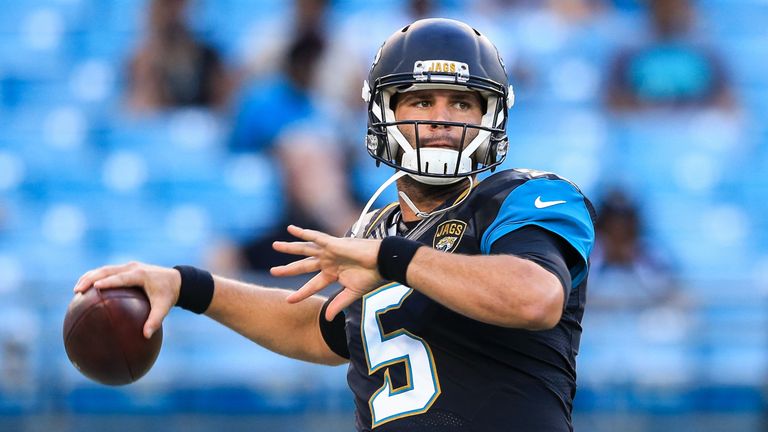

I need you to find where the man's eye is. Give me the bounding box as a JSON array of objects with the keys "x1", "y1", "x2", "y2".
[
  {"x1": 456, "y1": 102, "x2": 471, "y2": 110},
  {"x1": 415, "y1": 100, "x2": 431, "y2": 107}
]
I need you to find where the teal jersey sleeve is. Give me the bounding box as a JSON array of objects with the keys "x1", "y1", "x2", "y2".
[{"x1": 480, "y1": 178, "x2": 595, "y2": 287}]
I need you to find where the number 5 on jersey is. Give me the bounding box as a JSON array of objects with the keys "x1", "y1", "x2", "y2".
[{"x1": 362, "y1": 283, "x2": 442, "y2": 427}]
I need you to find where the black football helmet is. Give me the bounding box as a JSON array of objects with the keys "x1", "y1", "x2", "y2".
[{"x1": 362, "y1": 18, "x2": 514, "y2": 185}]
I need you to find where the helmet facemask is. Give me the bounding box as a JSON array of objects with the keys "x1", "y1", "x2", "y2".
[
  {"x1": 365, "y1": 65, "x2": 513, "y2": 185},
  {"x1": 367, "y1": 81, "x2": 509, "y2": 185}
]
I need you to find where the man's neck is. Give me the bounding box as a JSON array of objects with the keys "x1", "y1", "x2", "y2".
[{"x1": 396, "y1": 175, "x2": 471, "y2": 222}]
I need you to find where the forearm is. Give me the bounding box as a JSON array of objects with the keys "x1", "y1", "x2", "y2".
[
  {"x1": 404, "y1": 248, "x2": 564, "y2": 330},
  {"x1": 204, "y1": 275, "x2": 347, "y2": 365}
]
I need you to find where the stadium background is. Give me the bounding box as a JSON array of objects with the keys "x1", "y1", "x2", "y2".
[{"x1": 0, "y1": 0, "x2": 766, "y2": 431}]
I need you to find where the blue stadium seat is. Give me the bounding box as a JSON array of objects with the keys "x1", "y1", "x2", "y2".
[
  {"x1": 103, "y1": 109, "x2": 227, "y2": 184},
  {"x1": 161, "y1": 152, "x2": 285, "y2": 240}
]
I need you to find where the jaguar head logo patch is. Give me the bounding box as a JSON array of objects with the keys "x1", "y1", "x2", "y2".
[{"x1": 433, "y1": 220, "x2": 467, "y2": 253}]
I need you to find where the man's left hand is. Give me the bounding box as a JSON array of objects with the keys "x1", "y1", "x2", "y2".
[{"x1": 271, "y1": 225, "x2": 385, "y2": 320}]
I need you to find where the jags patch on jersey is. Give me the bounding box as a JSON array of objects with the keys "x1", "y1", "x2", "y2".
[{"x1": 433, "y1": 219, "x2": 467, "y2": 253}]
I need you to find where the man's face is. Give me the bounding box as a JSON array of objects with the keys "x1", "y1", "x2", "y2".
[{"x1": 393, "y1": 89, "x2": 484, "y2": 151}]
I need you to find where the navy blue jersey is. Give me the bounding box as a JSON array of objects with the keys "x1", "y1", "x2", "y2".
[{"x1": 322, "y1": 169, "x2": 596, "y2": 431}]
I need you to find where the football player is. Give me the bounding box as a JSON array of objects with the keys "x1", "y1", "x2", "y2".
[{"x1": 75, "y1": 18, "x2": 595, "y2": 431}]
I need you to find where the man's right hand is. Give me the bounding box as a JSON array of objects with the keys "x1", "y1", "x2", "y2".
[{"x1": 73, "y1": 262, "x2": 181, "y2": 339}]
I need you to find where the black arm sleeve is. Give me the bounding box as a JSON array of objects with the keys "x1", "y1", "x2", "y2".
[
  {"x1": 490, "y1": 225, "x2": 580, "y2": 307},
  {"x1": 318, "y1": 293, "x2": 350, "y2": 359}
]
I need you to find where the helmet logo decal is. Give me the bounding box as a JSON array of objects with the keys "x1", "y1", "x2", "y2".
[
  {"x1": 361, "y1": 80, "x2": 371, "y2": 102},
  {"x1": 413, "y1": 60, "x2": 470, "y2": 82},
  {"x1": 372, "y1": 44, "x2": 384, "y2": 67}
]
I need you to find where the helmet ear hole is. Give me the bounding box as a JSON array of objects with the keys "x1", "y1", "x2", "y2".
[{"x1": 388, "y1": 92, "x2": 401, "y2": 112}]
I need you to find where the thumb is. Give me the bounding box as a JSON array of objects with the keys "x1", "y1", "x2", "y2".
[
  {"x1": 143, "y1": 302, "x2": 170, "y2": 339},
  {"x1": 326, "y1": 289, "x2": 359, "y2": 321}
]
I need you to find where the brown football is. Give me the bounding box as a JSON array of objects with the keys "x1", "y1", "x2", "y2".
[{"x1": 63, "y1": 286, "x2": 162, "y2": 386}]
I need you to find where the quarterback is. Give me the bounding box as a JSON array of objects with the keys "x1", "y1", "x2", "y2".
[{"x1": 75, "y1": 18, "x2": 595, "y2": 431}]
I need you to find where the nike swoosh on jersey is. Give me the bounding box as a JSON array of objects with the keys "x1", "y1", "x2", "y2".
[{"x1": 534, "y1": 196, "x2": 567, "y2": 208}]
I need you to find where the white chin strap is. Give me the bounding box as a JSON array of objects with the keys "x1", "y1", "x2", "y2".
[
  {"x1": 351, "y1": 170, "x2": 475, "y2": 238},
  {"x1": 351, "y1": 171, "x2": 407, "y2": 238},
  {"x1": 399, "y1": 175, "x2": 474, "y2": 219},
  {"x1": 401, "y1": 148, "x2": 472, "y2": 185}
]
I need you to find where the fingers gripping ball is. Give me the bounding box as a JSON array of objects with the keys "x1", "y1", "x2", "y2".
[{"x1": 63, "y1": 286, "x2": 162, "y2": 386}]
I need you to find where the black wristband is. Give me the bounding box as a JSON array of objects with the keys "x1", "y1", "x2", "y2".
[
  {"x1": 377, "y1": 236, "x2": 423, "y2": 286},
  {"x1": 173, "y1": 265, "x2": 214, "y2": 314}
]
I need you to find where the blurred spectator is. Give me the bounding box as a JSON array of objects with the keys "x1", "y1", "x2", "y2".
[
  {"x1": 607, "y1": 0, "x2": 644, "y2": 12},
  {"x1": 1, "y1": 338, "x2": 30, "y2": 392},
  {"x1": 0, "y1": 307, "x2": 38, "y2": 396},
  {"x1": 229, "y1": 30, "x2": 326, "y2": 154},
  {"x1": 213, "y1": 30, "x2": 357, "y2": 273},
  {"x1": 241, "y1": 0, "x2": 330, "y2": 79},
  {"x1": 547, "y1": 0, "x2": 606, "y2": 22},
  {"x1": 126, "y1": 0, "x2": 231, "y2": 112},
  {"x1": 605, "y1": 0, "x2": 735, "y2": 111},
  {"x1": 588, "y1": 189, "x2": 682, "y2": 309}
]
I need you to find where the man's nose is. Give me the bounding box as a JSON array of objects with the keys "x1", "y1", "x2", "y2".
[{"x1": 429, "y1": 103, "x2": 452, "y2": 128}]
